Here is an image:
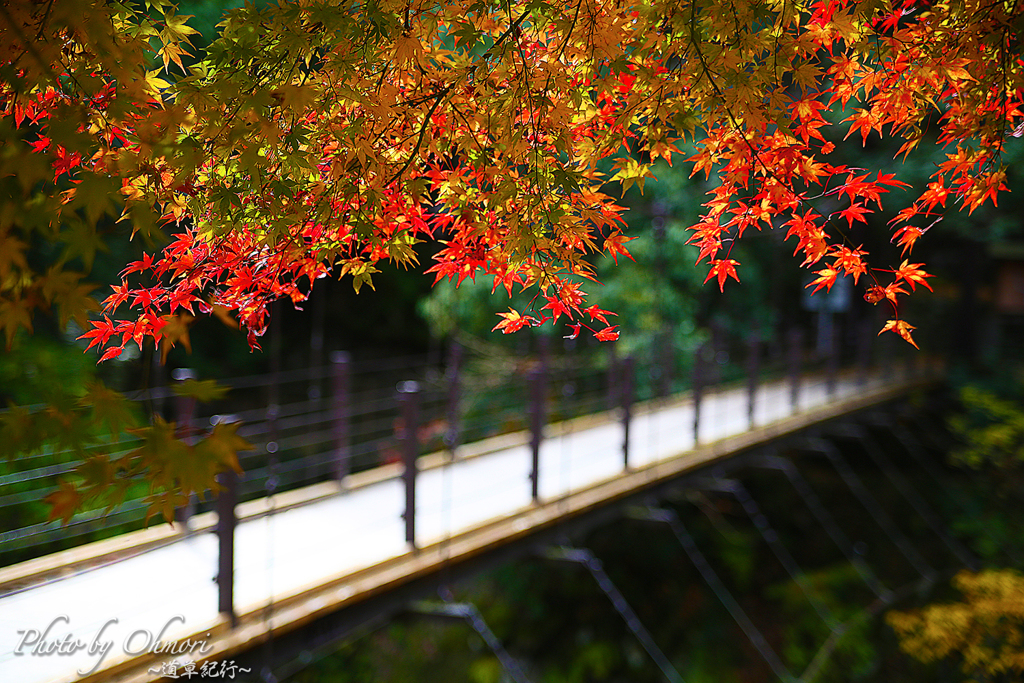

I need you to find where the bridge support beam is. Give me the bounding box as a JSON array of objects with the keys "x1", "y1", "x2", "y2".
[
  {"x1": 694, "y1": 473, "x2": 840, "y2": 630},
  {"x1": 798, "y1": 437, "x2": 937, "y2": 584},
  {"x1": 750, "y1": 453, "x2": 891, "y2": 601},
  {"x1": 824, "y1": 423, "x2": 979, "y2": 570}
]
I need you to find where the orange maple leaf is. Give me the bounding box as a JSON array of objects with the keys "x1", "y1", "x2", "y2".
[
  {"x1": 704, "y1": 259, "x2": 741, "y2": 292},
  {"x1": 806, "y1": 267, "x2": 838, "y2": 295},
  {"x1": 492, "y1": 308, "x2": 536, "y2": 334},
  {"x1": 879, "y1": 319, "x2": 919, "y2": 349},
  {"x1": 892, "y1": 260, "x2": 934, "y2": 292},
  {"x1": 45, "y1": 480, "x2": 82, "y2": 525},
  {"x1": 604, "y1": 231, "x2": 635, "y2": 264}
]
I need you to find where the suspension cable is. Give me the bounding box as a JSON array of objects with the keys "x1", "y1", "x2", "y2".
[
  {"x1": 697, "y1": 474, "x2": 840, "y2": 631},
  {"x1": 544, "y1": 546, "x2": 685, "y2": 683},
  {"x1": 635, "y1": 509, "x2": 795, "y2": 683},
  {"x1": 750, "y1": 453, "x2": 892, "y2": 601},
  {"x1": 801, "y1": 437, "x2": 937, "y2": 584}
]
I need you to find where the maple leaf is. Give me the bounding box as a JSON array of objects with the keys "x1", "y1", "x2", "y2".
[
  {"x1": 0, "y1": 297, "x2": 33, "y2": 348},
  {"x1": 603, "y1": 231, "x2": 635, "y2": 264},
  {"x1": 830, "y1": 246, "x2": 868, "y2": 284},
  {"x1": 882, "y1": 282, "x2": 909, "y2": 304},
  {"x1": 610, "y1": 157, "x2": 654, "y2": 195},
  {"x1": 594, "y1": 326, "x2": 620, "y2": 342},
  {"x1": 492, "y1": 308, "x2": 535, "y2": 334},
  {"x1": 99, "y1": 345, "x2": 126, "y2": 363},
  {"x1": 892, "y1": 225, "x2": 925, "y2": 256},
  {"x1": 159, "y1": 312, "x2": 195, "y2": 363},
  {"x1": 210, "y1": 303, "x2": 240, "y2": 329},
  {"x1": 806, "y1": 268, "x2": 838, "y2": 295},
  {"x1": 892, "y1": 260, "x2": 934, "y2": 292},
  {"x1": 864, "y1": 286, "x2": 886, "y2": 304},
  {"x1": 9, "y1": 0, "x2": 1017, "y2": 363},
  {"x1": 82, "y1": 382, "x2": 136, "y2": 438},
  {"x1": 193, "y1": 422, "x2": 250, "y2": 476},
  {"x1": 837, "y1": 202, "x2": 873, "y2": 229},
  {"x1": 51, "y1": 146, "x2": 82, "y2": 180},
  {"x1": 880, "y1": 319, "x2": 919, "y2": 349},
  {"x1": 542, "y1": 295, "x2": 572, "y2": 323},
  {"x1": 704, "y1": 259, "x2": 741, "y2": 292},
  {"x1": 171, "y1": 378, "x2": 229, "y2": 403},
  {"x1": 45, "y1": 480, "x2": 83, "y2": 525},
  {"x1": 583, "y1": 304, "x2": 616, "y2": 326}
]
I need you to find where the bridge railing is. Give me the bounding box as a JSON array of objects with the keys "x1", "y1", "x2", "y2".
[{"x1": 0, "y1": 321, "x2": 931, "y2": 575}]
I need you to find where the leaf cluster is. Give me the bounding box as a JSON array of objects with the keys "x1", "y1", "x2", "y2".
[
  {"x1": 888, "y1": 569, "x2": 1024, "y2": 680},
  {"x1": 4, "y1": 0, "x2": 1024, "y2": 360}
]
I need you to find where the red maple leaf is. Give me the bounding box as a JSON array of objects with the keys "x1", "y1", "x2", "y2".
[
  {"x1": 704, "y1": 259, "x2": 741, "y2": 292},
  {"x1": 51, "y1": 146, "x2": 82, "y2": 180}
]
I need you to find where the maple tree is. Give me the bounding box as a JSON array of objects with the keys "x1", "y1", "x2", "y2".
[
  {"x1": 4, "y1": 0, "x2": 1022, "y2": 357},
  {"x1": 2, "y1": 0, "x2": 1022, "y2": 518}
]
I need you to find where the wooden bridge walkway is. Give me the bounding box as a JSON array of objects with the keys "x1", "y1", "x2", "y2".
[{"x1": 0, "y1": 364, "x2": 936, "y2": 683}]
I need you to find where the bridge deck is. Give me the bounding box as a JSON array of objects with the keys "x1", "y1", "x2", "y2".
[{"x1": 1, "y1": 369, "x2": 930, "y2": 683}]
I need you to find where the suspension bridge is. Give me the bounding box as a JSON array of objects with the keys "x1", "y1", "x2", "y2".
[{"x1": 0, "y1": 339, "x2": 951, "y2": 683}]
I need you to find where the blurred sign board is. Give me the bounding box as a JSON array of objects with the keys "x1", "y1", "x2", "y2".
[{"x1": 802, "y1": 273, "x2": 852, "y2": 313}]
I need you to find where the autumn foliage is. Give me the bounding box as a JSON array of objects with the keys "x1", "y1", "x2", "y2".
[
  {"x1": 888, "y1": 569, "x2": 1024, "y2": 678},
  {"x1": 2, "y1": 0, "x2": 1023, "y2": 355}
]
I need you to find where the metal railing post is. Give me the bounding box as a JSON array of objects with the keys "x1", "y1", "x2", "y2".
[
  {"x1": 788, "y1": 328, "x2": 803, "y2": 413},
  {"x1": 746, "y1": 332, "x2": 759, "y2": 429},
  {"x1": 827, "y1": 319, "x2": 839, "y2": 399},
  {"x1": 607, "y1": 343, "x2": 620, "y2": 411},
  {"x1": 172, "y1": 368, "x2": 197, "y2": 528},
  {"x1": 693, "y1": 343, "x2": 705, "y2": 444},
  {"x1": 621, "y1": 356, "x2": 634, "y2": 470},
  {"x1": 445, "y1": 341, "x2": 463, "y2": 455},
  {"x1": 528, "y1": 368, "x2": 546, "y2": 502},
  {"x1": 397, "y1": 381, "x2": 420, "y2": 549},
  {"x1": 216, "y1": 468, "x2": 238, "y2": 628},
  {"x1": 331, "y1": 351, "x2": 352, "y2": 481}
]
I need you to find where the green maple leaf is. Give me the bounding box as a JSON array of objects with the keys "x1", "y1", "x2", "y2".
[
  {"x1": 82, "y1": 382, "x2": 137, "y2": 438},
  {"x1": 194, "y1": 421, "x2": 251, "y2": 476},
  {"x1": 0, "y1": 297, "x2": 33, "y2": 348},
  {"x1": 171, "y1": 378, "x2": 229, "y2": 403}
]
